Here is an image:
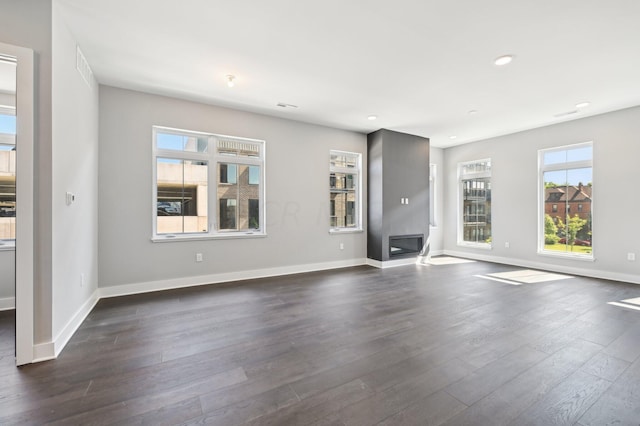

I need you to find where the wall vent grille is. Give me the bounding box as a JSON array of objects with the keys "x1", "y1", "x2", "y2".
[{"x1": 76, "y1": 45, "x2": 94, "y2": 89}]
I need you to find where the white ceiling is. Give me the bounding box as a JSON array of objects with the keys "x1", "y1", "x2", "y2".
[{"x1": 56, "y1": 0, "x2": 640, "y2": 148}]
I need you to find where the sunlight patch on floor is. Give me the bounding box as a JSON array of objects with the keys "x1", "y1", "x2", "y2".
[
  {"x1": 475, "y1": 269, "x2": 574, "y2": 285},
  {"x1": 607, "y1": 297, "x2": 640, "y2": 312},
  {"x1": 422, "y1": 256, "x2": 476, "y2": 266}
]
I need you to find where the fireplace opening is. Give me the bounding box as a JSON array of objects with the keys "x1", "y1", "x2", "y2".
[{"x1": 389, "y1": 234, "x2": 423, "y2": 257}]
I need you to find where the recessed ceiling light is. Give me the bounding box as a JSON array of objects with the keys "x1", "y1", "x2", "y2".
[
  {"x1": 276, "y1": 102, "x2": 299, "y2": 109},
  {"x1": 449, "y1": 135, "x2": 457, "y2": 140},
  {"x1": 226, "y1": 75, "x2": 235, "y2": 87},
  {"x1": 575, "y1": 101, "x2": 590, "y2": 109},
  {"x1": 468, "y1": 110, "x2": 478, "y2": 115},
  {"x1": 494, "y1": 55, "x2": 514, "y2": 66},
  {"x1": 367, "y1": 115, "x2": 377, "y2": 121}
]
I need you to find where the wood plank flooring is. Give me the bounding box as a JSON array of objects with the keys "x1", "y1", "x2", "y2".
[{"x1": 1, "y1": 259, "x2": 640, "y2": 425}]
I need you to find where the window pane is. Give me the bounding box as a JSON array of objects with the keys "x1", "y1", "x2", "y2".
[
  {"x1": 541, "y1": 143, "x2": 592, "y2": 256},
  {"x1": 330, "y1": 153, "x2": 357, "y2": 168},
  {"x1": 249, "y1": 166, "x2": 260, "y2": 185},
  {"x1": 156, "y1": 158, "x2": 208, "y2": 234},
  {"x1": 157, "y1": 132, "x2": 208, "y2": 153},
  {"x1": 0, "y1": 114, "x2": 16, "y2": 134},
  {"x1": 330, "y1": 191, "x2": 356, "y2": 228},
  {"x1": 217, "y1": 163, "x2": 261, "y2": 231},
  {"x1": 248, "y1": 199, "x2": 259, "y2": 229},
  {"x1": 219, "y1": 163, "x2": 237, "y2": 184},
  {"x1": 0, "y1": 144, "x2": 16, "y2": 240},
  {"x1": 217, "y1": 138, "x2": 261, "y2": 157},
  {"x1": 461, "y1": 160, "x2": 491, "y2": 176},
  {"x1": 462, "y1": 177, "x2": 491, "y2": 243},
  {"x1": 330, "y1": 172, "x2": 355, "y2": 190},
  {"x1": 219, "y1": 198, "x2": 237, "y2": 230}
]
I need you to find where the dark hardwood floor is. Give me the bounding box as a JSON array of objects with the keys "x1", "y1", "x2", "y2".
[{"x1": 1, "y1": 259, "x2": 639, "y2": 425}]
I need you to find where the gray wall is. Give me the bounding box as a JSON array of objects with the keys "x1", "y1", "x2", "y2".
[
  {"x1": 367, "y1": 129, "x2": 430, "y2": 261},
  {"x1": 51, "y1": 2, "x2": 99, "y2": 337},
  {"x1": 443, "y1": 106, "x2": 640, "y2": 283},
  {"x1": 98, "y1": 86, "x2": 367, "y2": 289}
]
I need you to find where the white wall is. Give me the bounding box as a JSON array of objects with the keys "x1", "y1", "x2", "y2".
[
  {"x1": 443, "y1": 106, "x2": 640, "y2": 283},
  {"x1": 99, "y1": 87, "x2": 367, "y2": 290},
  {"x1": 429, "y1": 147, "x2": 444, "y2": 255},
  {"x1": 51, "y1": 2, "x2": 99, "y2": 343}
]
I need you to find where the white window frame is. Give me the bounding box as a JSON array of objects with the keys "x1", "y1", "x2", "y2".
[
  {"x1": 329, "y1": 150, "x2": 362, "y2": 233},
  {"x1": 538, "y1": 141, "x2": 593, "y2": 259},
  {"x1": 457, "y1": 158, "x2": 492, "y2": 248},
  {"x1": 152, "y1": 126, "x2": 266, "y2": 241}
]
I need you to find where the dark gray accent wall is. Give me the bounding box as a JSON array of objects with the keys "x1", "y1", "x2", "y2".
[{"x1": 367, "y1": 129, "x2": 430, "y2": 261}]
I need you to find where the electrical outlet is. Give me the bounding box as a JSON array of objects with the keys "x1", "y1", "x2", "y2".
[
  {"x1": 628, "y1": 253, "x2": 636, "y2": 261},
  {"x1": 196, "y1": 253, "x2": 203, "y2": 262},
  {"x1": 505, "y1": 242, "x2": 510, "y2": 248},
  {"x1": 339, "y1": 243, "x2": 344, "y2": 250}
]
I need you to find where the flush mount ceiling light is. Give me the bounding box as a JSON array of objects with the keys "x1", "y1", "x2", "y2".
[
  {"x1": 225, "y1": 74, "x2": 235, "y2": 87},
  {"x1": 367, "y1": 115, "x2": 378, "y2": 121},
  {"x1": 494, "y1": 54, "x2": 514, "y2": 66},
  {"x1": 575, "y1": 101, "x2": 591, "y2": 109}
]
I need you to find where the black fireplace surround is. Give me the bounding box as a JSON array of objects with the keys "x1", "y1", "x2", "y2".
[{"x1": 389, "y1": 234, "x2": 424, "y2": 257}]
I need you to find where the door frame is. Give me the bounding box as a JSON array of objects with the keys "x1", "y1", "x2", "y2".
[{"x1": 0, "y1": 41, "x2": 35, "y2": 366}]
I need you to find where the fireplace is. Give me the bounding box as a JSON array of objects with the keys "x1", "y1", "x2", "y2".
[{"x1": 389, "y1": 234, "x2": 423, "y2": 258}]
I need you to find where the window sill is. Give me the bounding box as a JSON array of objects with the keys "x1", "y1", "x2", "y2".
[
  {"x1": 0, "y1": 240, "x2": 15, "y2": 251},
  {"x1": 537, "y1": 250, "x2": 595, "y2": 262},
  {"x1": 152, "y1": 232, "x2": 266, "y2": 243},
  {"x1": 329, "y1": 228, "x2": 364, "y2": 235}
]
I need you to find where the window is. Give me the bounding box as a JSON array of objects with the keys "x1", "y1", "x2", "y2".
[
  {"x1": 540, "y1": 142, "x2": 592, "y2": 257},
  {"x1": 329, "y1": 150, "x2": 361, "y2": 231},
  {"x1": 458, "y1": 159, "x2": 491, "y2": 246},
  {"x1": 0, "y1": 111, "x2": 16, "y2": 241},
  {"x1": 429, "y1": 163, "x2": 437, "y2": 227},
  {"x1": 153, "y1": 127, "x2": 265, "y2": 239}
]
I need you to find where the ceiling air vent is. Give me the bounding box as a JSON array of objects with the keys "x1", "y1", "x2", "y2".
[
  {"x1": 76, "y1": 45, "x2": 94, "y2": 89},
  {"x1": 553, "y1": 110, "x2": 578, "y2": 118}
]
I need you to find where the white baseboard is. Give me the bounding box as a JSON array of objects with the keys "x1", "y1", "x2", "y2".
[
  {"x1": 30, "y1": 289, "x2": 100, "y2": 363},
  {"x1": 444, "y1": 250, "x2": 640, "y2": 285},
  {"x1": 53, "y1": 290, "x2": 100, "y2": 357},
  {"x1": 366, "y1": 256, "x2": 422, "y2": 269},
  {"x1": 32, "y1": 342, "x2": 55, "y2": 363},
  {"x1": 99, "y1": 258, "x2": 369, "y2": 299},
  {"x1": 0, "y1": 297, "x2": 15, "y2": 311}
]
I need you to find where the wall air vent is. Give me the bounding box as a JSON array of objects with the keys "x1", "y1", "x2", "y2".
[{"x1": 76, "y1": 45, "x2": 94, "y2": 89}]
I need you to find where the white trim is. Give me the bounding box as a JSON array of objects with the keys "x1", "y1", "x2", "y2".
[
  {"x1": 444, "y1": 249, "x2": 640, "y2": 285},
  {"x1": 29, "y1": 290, "x2": 99, "y2": 363},
  {"x1": 366, "y1": 256, "x2": 420, "y2": 269},
  {"x1": 99, "y1": 258, "x2": 368, "y2": 299},
  {"x1": 0, "y1": 41, "x2": 36, "y2": 367},
  {"x1": 33, "y1": 342, "x2": 55, "y2": 363},
  {"x1": 0, "y1": 297, "x2": 15, "y2": 311},
  {"x1": 52, "y1": 290, "x2": 100, "y2": 357}
]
